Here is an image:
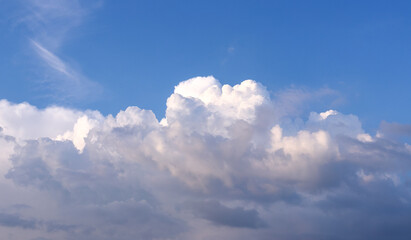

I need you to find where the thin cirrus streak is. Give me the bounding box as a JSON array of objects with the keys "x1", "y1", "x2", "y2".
[
  {"x1": 12, "y1": 0, "x2": 102, "y2": 102},
  {"x1": 31, "y1": 40, "x2": 73, "y2": 78},
  {"x1": 29, "y1": 39, "x2": 102, "y2": 102},
  {"x1": 0, "y1": 76, "x2": 410, "y2": 240}
]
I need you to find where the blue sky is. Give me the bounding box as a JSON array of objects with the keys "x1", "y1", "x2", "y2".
[
  {"x1": 1, "y1": 0, "x2": 410, "y2": 130},
  {"x1": 1, "y1": 1, "x2": 411, "y2": 240}
]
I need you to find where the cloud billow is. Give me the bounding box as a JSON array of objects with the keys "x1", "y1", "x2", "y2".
[{"x1": 0, "y1": 76, "x2": 410, "y2": 239}]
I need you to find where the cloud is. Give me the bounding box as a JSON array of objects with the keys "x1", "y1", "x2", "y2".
[
  {"x1": 29, "y1": 39, "x2": 103, "y2": 102},
  {"x1": 10, "y1": 0, "x2": 102, "y2": 102},
  {"x1": 185, "y1": 200, "x2": 266, "y2": 228},
  {"x1": 0, "y1": 213, "x2": 37, "y2": 229},
  {"x1": 19, "y1": 0, "x2": 92, "y2": 48},
  {"x1": 0, "y1": 76, "x2": 410, "y2": 239},
  {"x1": 31, "y1": 41, "x2": 72, "y2": 77},
  {"x1": 0, "y1": 99, "x2": 102, "y2": 141},
  {"x1": 378, "y1": 121, "x2": 411, "y2": 139}
]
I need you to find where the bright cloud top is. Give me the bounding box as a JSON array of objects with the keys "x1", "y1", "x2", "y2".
[{"x1": 0, "y1": 76, "x2": 410, "y2": 240}]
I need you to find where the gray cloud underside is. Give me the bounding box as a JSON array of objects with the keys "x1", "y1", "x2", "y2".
[{"x1": 0, "y1": 76, "x2": 410, "y2": 240}]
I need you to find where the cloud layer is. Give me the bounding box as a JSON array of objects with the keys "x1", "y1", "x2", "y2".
[{"x1": 0, "y1": 76, "x2": 410, "y2": 240}]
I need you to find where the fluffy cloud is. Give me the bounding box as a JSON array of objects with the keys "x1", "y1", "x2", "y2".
[
  {"x1": 0, "y1": 100, "x2": 102, "y2": 141},
  {"x1": 0, "y1": 76, "x2": 410, "y2": 239}
]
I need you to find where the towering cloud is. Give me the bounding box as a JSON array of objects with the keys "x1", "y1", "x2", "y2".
[{"x1": 0, "y1": 76, "x2": 410, "y2": 240}]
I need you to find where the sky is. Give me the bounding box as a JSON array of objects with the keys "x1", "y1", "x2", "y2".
[{"x1": 0, "y1": 1, "x2": 411, "y2": 239}]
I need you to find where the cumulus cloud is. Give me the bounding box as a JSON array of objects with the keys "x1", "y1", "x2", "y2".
[
  {"x1": 0, "y1": 99, "x2": 102, "y2": 141},
  {"x1": 0, "y1": 76, "x2": 410, "y2": 239}
]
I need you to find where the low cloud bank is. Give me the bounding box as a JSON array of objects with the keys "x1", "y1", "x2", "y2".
[{"x1": 0, "y1": 76, "x2": 410, "y2": 240}]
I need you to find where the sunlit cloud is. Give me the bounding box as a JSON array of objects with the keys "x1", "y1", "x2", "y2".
[{"x1": 0, "y1": 77, "x2": 410, "y2": 239}]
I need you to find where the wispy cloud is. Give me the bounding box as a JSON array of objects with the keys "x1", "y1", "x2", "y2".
[
  {"x1": 31, "y1": 40, "x2": 72, "y2": 77},
  {"x1": 20, "y1": 0, "x2": 87, "y2": 48},
  {"x1": 13, "y1": 0, "x2": 102, "y2": 102},
  {"x1": 29, "y1": 39, "x2": 102, "y2": 102}
]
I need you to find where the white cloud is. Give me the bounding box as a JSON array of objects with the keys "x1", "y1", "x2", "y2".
[
  {"x1": 0, "y1": 99, "x2": 102, "y2": 141},
  {"x1": 167, "y1": 76, "x2": 270, "y2": 137},
  {"x1": 307, "y1": 109, "x2": 364, "y2": 138},
  {"x1": 0, "y1": 77, "x2": 410, "y2": 239},
  {"x1": 0, "y1": 99, "x2": 85, "y2": 140},
  {"x1": 56, "y1": 115, "x2": 101, "y2": 152}
]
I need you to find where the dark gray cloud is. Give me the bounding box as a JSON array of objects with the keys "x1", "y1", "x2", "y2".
[
  {"x1": 185, "y1": 200, "x2": 266, "y2": 228},
  {"x1": 0, "y1": 213, "x2": 37, "y2": 229}
]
